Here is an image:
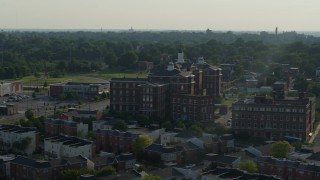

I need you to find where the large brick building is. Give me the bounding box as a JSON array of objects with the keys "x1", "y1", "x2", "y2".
[
  {"x1": 232, "y1": 95, "x2": 315, "y2": 140},
  {"x1": 110, "y1": 53, "x2": 222, "y2": 121}
]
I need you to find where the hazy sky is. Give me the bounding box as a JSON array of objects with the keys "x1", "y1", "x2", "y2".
[{"x1": 0, "y1": 0, "x2": 319, "y2": 31}]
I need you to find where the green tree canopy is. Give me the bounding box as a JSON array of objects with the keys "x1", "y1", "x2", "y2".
[
  {"x1": 118, "y1": 51, "x2": 139, "y2": 68},
  {"x1": 142, "y1": 175, "x2": 162, "y2": 180},
  {"x1": 162, "y1": 121, "x2": 173, "y2": 131},
  {"x1": 270, "y1": 141, "x2": 294, "y2": 158},
  {"x1": 133, "y1": 135, "x2": 153, "y2": 158},
  {"x1": 294, "y1": 74, "x2": 309, "y2": 92},
  {"x1": 238, "y1": 160, "x2": 258, "y2": 173},
  {"x1": 24, "y1": 109, "x2": 34, "y2": 120},
  {"x1": 112, "y1": 120, "x2": 128, "y2": 132}
]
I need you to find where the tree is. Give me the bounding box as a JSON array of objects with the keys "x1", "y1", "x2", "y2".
[
  {"x1": 294, "y1": 74, "x2": 309, "y2": 92},
  {"x1": 104, "y1": 51, "x2": 118, "y2": 67},
  {"x1": 142, "y1": 175, "x2": 162, "y2": 180},
  {"x1": 270, "y1": 141, "x2": 294, "y2": 158},
  {"x1": 162, "y1": 121, "x2": 173, "y2": 131},
  {"x1": 94, "y1": 166, "x2": 116, "y2": 177},
  {"x1": 112, "y1": 120, "x2": 128, "y2": 131},
  {"x1": 189, "y1": 124, "x2": 203, "y2": 137},
  {"x1": 133, "y1": 135, "x2": 153, "y2": 159},
  {"x1": 43, "y1": 81, "x2": 48, "y2": 87},
  {"x1": 238, "y1": 160, "x2": 258, "y2": 173},
  {"x1": 176, "y1": 121, "x2": 186, "y2": 129},
  {"x1": 118, "y1": 51, "x2": 139, "y2": 68},
  {"x1": 25, "y1": 109, "x2": 34, "y2": 120}
]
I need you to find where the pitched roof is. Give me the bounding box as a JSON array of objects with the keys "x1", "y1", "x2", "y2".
[
  {"x1": 145, "y1": 144, "x2": 176, "y2": 154},
  {"x1": 204, "y1": 154, "x2": 239, "y2": 165},
  {"x1": 11, "y1": 156, "x2": 51, "y2": 169},
  {"x1": 175, "y1": 131, "x2": 197, "y2": 139}
]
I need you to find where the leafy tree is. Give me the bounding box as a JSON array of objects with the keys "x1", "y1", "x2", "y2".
[
  {"x1": 189, "y1": 124, "x2": 203, "y2": 137},
  {"x1": 118, "y1": 51, "x2": 139, "y2": 68},
  {"x1": 176, "y1": 121, "x2": 186, "y2": 129},
  {"x1": 162, "y1": 121, "x2": 173, "y2": 131},
  {"x1": 270, "y1": 141, "x2": 294, "y2": 158},
  {"x1": 238, "y1": 160, "x2": 258, "y2": 173},
  {"x1": 112, "y1": 120, "x2": 128, "y2": 131},
  {"x1": 143, "y1": 175, "x2": 162, "y2": 180},
  {"x1": 101, "y1": 92, "x2": 107, "y2": 99},
  {"x1": 25, "y1": 109, "x2": 34, "y2": 120},
  {"x1": 94, "y1": 166, "x2": 116, "y2": 177},
  {"x1": 294, "y1": 74, "x2": 309, "y2": 92},
  {"x1": 13, "y1": 137, "x2": 32, "y2": 151},
  {"x1": 104, "y1": 51, "x2": 118, "y2": 67},
  {"x1": 43, "y1": 81, "x2": 48, "y2": 87},
  {"x1": 133, "y1": 135, "x2": 153, "y2": 159}
]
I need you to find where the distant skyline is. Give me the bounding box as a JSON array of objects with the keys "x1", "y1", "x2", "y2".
[{"x1": 0, "y1": 0, "x2": 319, "y2": 31}]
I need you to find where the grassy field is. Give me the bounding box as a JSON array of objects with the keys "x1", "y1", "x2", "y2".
[
  {"x1": 85, "y1": 71, "x2": 147, "y2": 79},
  {"x1": 9, "y1": 71, "x2": 147, "y2": 86}
]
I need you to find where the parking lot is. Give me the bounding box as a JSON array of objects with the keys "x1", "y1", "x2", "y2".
[{"x1": 0, "y1": 91, "x2": 109, "y2": 123}]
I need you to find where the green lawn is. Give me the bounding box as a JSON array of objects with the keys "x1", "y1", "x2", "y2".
[
  {"x1": 9, "y1": 71, "x2": 147, "y2": 86},
  {"x1": 86, "y1": 71, "x2": 147, "y2": 79},
  {"x1": 222, "y1": 100, "x2": 234, "y2": 106}
]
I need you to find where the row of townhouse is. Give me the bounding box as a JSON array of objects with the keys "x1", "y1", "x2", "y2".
[
  {"x1": 3, "y1": 152, "x2": 137, "y2": 180},
  {"x1": 94, "y1": 129, "x2": 140, "y2": 153},
  {"x1": 257, "y1": 156, "x2": 320, "y2": 180},
  {"x1": 161, "y1": 131, "x2": 234, "y2": 154},
  {"x1": 44, "y1": 135, "x2": 94, "y2": 159},
  {"x1": 10, "y1": 155, "x2": 87, "y2": 180},
  {"x1": 0, "y1": 124, "x2": 39, "y2": 155},
  {"x1": 45, "y1": 118, "x2": 88, "y2": 137}
]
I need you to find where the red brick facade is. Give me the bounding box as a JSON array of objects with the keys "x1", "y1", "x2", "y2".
[
  {"x1": 232, "y1": 96, "x2": 315, "y2": 140},
  {"x1": 95, "y1": 129, "x2": 139, "y2": 153}
]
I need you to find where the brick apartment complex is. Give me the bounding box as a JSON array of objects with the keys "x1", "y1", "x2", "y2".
[
  {"x1": 10, "y1": 155, "x2": 87, "y2": 180},
  {"x1": 232, "y1": 94, "x2": 316, "y2": 140},
  {"x1": 49, "y1": 82, "x2": 109, "y2": 97},
  {"x1": 257, "y1": 156, "x2": 320, "y2": 180},
  {"x1": 95, "y1": 129, "x2": 140, "y2": 153},
  {"x1": 45, "y1": 118, "x2": 88, "y2": 137},
  {"x1": 44, "y1": 135, "x2": 93, "y2": 158},
  {"x1": 0, "y1": 124, "x2": 39, "y2": 155},
  {"x1": 110, "y1": 52, "x2": 221, "y2": 121}
]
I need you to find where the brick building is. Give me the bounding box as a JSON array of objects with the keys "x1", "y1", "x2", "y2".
[
  {"x1": 88, "y1": 153, "x2": 136, "y2": 171},
  {"x1": 232, "y1": 95, "x2": 315, "y2": 140},
  {"x1": 110, "y1": 53, "x2": 222, "y2": 121},
  {"x1": 10, "y1": 155, "x2": 87, "y2": 180},
  {"x1": 94, "y1": 129, "x2": 140, "y2": 154},
  {"x1": 257, "y1": 156, "x2": 320, "y2": 180},
  {"x1": 44, "y1": 118, "x2": 88, "y2": 137}
]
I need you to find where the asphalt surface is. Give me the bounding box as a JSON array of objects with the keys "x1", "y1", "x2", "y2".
[{"x1": 0, "y1": 91, "x2": 109, "y2": 123}]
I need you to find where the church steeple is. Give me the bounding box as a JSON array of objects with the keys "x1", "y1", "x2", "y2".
[{"x1": 177, "y1": 47, "x2": 185, "y2": 63}]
